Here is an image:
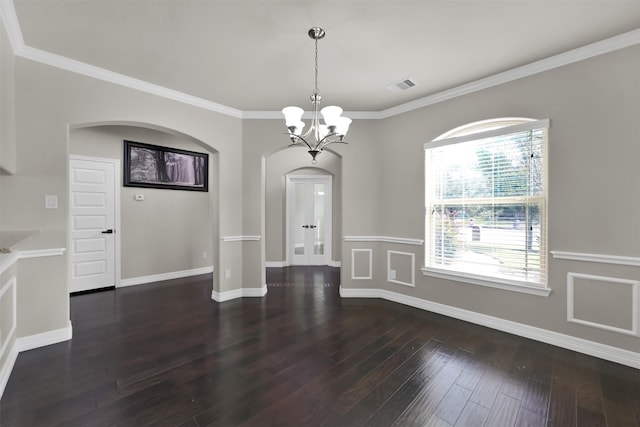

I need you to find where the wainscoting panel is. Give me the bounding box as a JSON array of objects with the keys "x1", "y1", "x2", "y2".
[
  {"x1": 0, "y1": 277, "x2": 17, "y2": 399},
  {"x1": 387, "y1": 250, "x2": 415, "y2": 287},
  {"x1": 351, "y1": 249, "x2": 372, "y2": 280},
  {"x1": 567, "y1": 272, "x2": 639, "y2": 336},
  {"x1": 0, "y1": 277, "x2": 17, "y2": 364}
]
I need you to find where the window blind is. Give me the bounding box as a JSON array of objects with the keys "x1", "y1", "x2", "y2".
[{"x1": 425, "y1": 123, "x2": 547, "y2": 286}]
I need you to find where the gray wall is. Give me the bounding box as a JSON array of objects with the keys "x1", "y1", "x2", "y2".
[
  {"x1": 0, "y1": 8, "x2": 637, "y2": 364},
  {"x1": 241, "y1": 118, "x2": 347, "y2": 286},
  {"x1": 264, "y1": 150, "x2": 342, "y2": 264},
  {"x1": 242, "y1": 117, "x2": 382, "y2": 254},
  {"x1": 341, "y1": 45, "x2": 640, "y2": 354},
  {"x1": 69, "y1": 125, "x2": 215, "y2": 279},
  {"x1": 0, "y1": 50, "x2": 243, "y2": 337}
]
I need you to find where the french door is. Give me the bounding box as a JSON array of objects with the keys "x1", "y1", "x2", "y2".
[{"x1": 286, "y1": 175, "x2": 332, "y2": 265}]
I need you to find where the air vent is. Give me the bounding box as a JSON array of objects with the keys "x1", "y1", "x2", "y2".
[{"x1": 387, "y1": 78, "x2": 417, "y2": 92}]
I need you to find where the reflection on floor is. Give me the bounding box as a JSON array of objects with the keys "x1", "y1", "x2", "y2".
[{"x1": 0, "y1": 266, "x2": 637, "y2": 426}]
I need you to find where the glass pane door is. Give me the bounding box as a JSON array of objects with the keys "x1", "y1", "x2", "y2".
[
  {"x1": 313, "y1": 183, "x2": 325, "y2": 256},
  {"x1": 288, "y1": 175, "x2": 332, "y2": 265},
  {"x1": 293, "y1": 182, "x2": 306, "y2": 256}
]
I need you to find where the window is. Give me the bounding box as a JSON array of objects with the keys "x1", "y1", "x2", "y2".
[{"x1": 424, "y1": 118, "x2": 549, "y2": 289}]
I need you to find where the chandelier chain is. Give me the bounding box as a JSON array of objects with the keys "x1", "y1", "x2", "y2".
[
  {"x1": 314, "y1": 37, "x2": 319, "y2": 97},
  {"x1": 281, "y1": 27, "x2": 351, "y2": 164}
]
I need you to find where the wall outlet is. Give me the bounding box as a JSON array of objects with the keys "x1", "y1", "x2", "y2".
[
  {"x1": 134, "y1": 194, "x2": 145, "y2": 201},
  {"x1": 44, "y1": 195, "x2": 58, "y2": 209},
  {"x1": 224, "y1": 269, "x2": 231, "y2": 279},
  {"x1": 389, "y1": 269, "x2": 397, "y2": 280},
  {"x1": 202, "y1": 251, "x2": 208, "y2": 259}
]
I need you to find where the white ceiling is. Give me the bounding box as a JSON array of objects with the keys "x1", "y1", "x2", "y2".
[{"x1": 9, "y1": 0, "x2": 640, "y2": 112}]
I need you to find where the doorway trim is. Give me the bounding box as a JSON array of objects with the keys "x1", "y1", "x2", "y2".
[
  {"x1": 285, "y1": 174, "x2": 333, "y2": 266},
  {"x1": 68, "y1": 155, "x2": 121, "y2": 290}
]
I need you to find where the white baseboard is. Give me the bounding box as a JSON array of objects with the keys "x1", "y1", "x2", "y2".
[
  {"x1": 1, "y1": 321, "x2": 73, "y2": 399},
  {"x1": 15, "y1": 322, "x2": 73, "y2": 352},
  {"x1": 266, "y1": 261, "x2": 287, "y2": 268},
  {"x1": 0, "y1": 342, "x2": 18, "y2": 399},
  {"x1": 265, "y1": 261, "x2": 341, "y2": 268},
  {"x1": 119, "y1": 266, "x2": 214, "y2": 288},
  {"x1": 340, "y1": 287, "x2": 640, "y2": 369},
  {"x1": 212, "y1": 285, "x2": 267, "y2": 302}
]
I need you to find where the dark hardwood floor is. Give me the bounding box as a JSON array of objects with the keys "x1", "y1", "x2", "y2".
[{"x1": 1, "y1": 266, "x2": 638, "y2": 426}]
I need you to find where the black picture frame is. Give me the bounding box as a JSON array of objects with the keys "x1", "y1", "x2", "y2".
[{"x1": 123, "y1": 140, "x2": 208, "y2": 192}]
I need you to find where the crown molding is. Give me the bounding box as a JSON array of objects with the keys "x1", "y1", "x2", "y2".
[
  {"x1": 377, "y1": 28, "x2": 640, "y2": 119},
  {"x1": 2, "y1": 0, "x2": 639, "y2": 120},
  {"x1": 1, "y1": 2, "x2": 242, "y2": 118},
  {"x1": 19, "y1": 46, "x2": 243, "y2": 118},
  {"x1": 242, "y1": 110, "x2": 384, "y2": 120},
  {"x1": 244, "y1": 29, "x2": 640, "y2": 120},
  {"x1": 0, "y1": 0, "x2": 24, "y2": 52}
]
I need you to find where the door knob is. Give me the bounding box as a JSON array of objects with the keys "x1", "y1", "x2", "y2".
[
  {"x1": 302, "y1": 225, "x2": 310, "y2": 229},
  {"x1": 101, "y1": 229, "x2": 114, "y2": 234}
]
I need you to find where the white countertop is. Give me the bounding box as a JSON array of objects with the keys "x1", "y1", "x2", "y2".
[
  {"x1": 0, "y1": 230, "x2": 66, "y2": 275},
  {"x1": 0, "y1": 230, "x2": 38, "y2": 253}
]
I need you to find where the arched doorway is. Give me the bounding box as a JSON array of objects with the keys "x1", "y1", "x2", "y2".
[
  {"x1": 68, "y1": 122, "x2": 218, "y2": 291},
  {"x1": 264, "y1": 147, "x2": 342, "y2": 267}
]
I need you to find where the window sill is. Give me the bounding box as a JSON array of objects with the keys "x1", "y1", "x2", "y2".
[{"x1": 421, "y1": 267, "x2": 551, "y2": 297}]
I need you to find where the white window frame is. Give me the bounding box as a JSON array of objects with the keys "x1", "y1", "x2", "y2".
[{"x1": 422, "y1": 118, "x2": 551, "y2": 297}]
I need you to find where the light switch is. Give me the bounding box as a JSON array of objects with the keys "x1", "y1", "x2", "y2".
[{"x1": 45, "y1": 195, "x2": 58, "y2": 209}]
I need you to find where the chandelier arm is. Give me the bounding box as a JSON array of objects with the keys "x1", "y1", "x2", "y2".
[
  {"x1": 286, "y1": 133, "x2": 313, "y2": 150},
  {"x1": 316, "y1": 135, "x2": 348, "y2": 151},
  {"x1": 300, "y1": 125, "x2": 313, "y2": 138}
]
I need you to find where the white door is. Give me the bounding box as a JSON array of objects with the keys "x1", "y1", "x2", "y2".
[
  {"x1": 286, "y1": 175, "x2": 332, "y2": 265},
  {"x1": 69, "y1": 157, "x2": 118, "y2": 293}
]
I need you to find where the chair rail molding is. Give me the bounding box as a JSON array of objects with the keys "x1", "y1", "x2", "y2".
[
  {"x1": 551, "y1": 251, "x2": 640, "y2": 266},
  {"x1": 344, "y1": 236, "x2": 424, "y2": 246},
  {"x1": 221, "y1": 235, "x2": 261, "y2": 242}
]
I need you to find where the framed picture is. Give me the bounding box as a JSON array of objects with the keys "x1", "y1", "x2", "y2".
[{"x1": 123, "y1": 140, "x2": 208, "y2": 191}]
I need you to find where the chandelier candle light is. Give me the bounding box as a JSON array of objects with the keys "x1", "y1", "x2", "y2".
[{"x1": 282, "y1": 27, "x2": 352, "y2": 163}]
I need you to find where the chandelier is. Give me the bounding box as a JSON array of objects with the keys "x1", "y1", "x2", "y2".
[{"x1": 282, "y1": 27, "x2": 352, "y2": 164}]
